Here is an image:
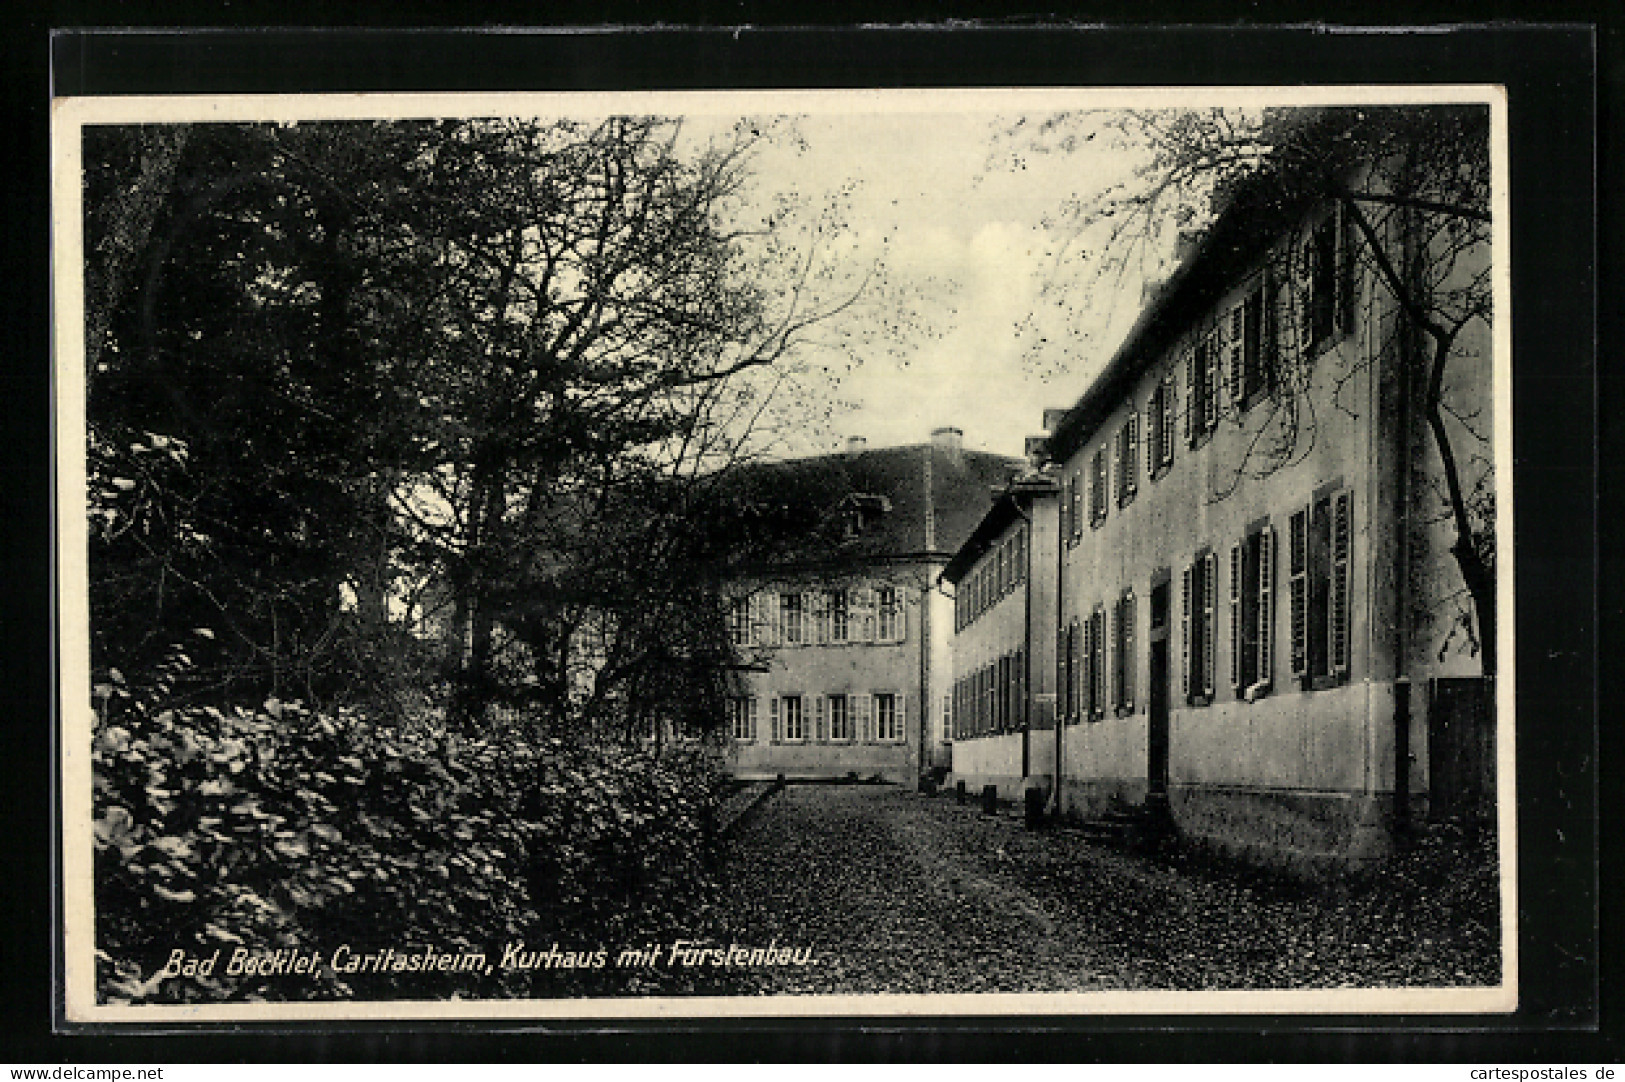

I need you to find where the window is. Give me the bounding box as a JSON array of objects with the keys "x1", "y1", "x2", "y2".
[
  {"x1": 942, "y1": 694, "x2": 952, "y2": 742},
  {"x1": 780, "y1": 592, "x2": 803, "y2": 645},
  {"x1": 1181, "y1": 552, "x2": 1218, "y2": 704},
  {"x1": 729, "y1": 597, "x2": 752, "y2": 647},
  {"x1": 1068, "y1": 472, "x2": 1084, "y2": 543},
  {"x1": 874, "y1": 693, "x2": 901, "y2": 742},
  {"x1": 1290, "y1": 490, "x2": 1353, "y2": 685},
  {"x1": 1116, "y1": 415, "x2": 1139, "y2": 507},
  {"x1": 828, "y1": 588, "x2": 849, "y2": 643},
  {"x1": 1089, "y1": 448, "x2": 1108, "y2": 527},
  {"x1": 828, "y1": 693, "x2": 850, "y2": 741},
  {"x1": 877, "y1": 586, "x2": 902, "y2": 642},
  {"x1": 1065, "y1": 618, "x2": 1081, "y2": 723},
  {"x1": 1147, "y1": 373, "x2": 1176, "y2": 476},
  {"x1": 1086, "y1": 606, "x2": 1106, "y2": 720},
  {"x1": 1113, "y1": 590, "x2": 1136, "y2": 713},
  {"x1": 1300, "y1": 207, "x2": 1353, "y2": 354},
  {"x1": 1230, "y1": 525, "x2": 1278, "y2": 699},
  {"x1": 1185, "y1": 335, "x2": 1219, "y2": 446},
  {"x1": 728, "y1": 697, "x2": 757, "y2": 741},
  {"x1": 1225, "y1": 284, "x2": 1271, "y2": 406},
  {"x1": 779, "y1": 695, "x2": 804, "y2": 741}
]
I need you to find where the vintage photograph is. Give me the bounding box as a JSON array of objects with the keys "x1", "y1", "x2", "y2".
[{"x1": 55, "y1": 87, "x2": 1514, "y2": 1021}]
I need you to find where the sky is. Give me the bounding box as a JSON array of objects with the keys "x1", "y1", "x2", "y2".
[{"x1": 719, "y1": 108, "x2": 1173, "y2": 461}]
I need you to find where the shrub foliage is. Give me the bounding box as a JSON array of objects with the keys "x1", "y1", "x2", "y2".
[{"x1": 93, "y1": 686, "x2": 727, "y2": 1003}]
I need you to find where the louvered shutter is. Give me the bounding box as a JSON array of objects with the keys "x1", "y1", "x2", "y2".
[
  {"x1": 1161, "y1": 376, "x2": 1176, "y2": 466},
  {"x1": 1298, "y1": 230, "x2": 1317, "y2": 351},
  {"x1": 857, "y1": 585, "x2": 876, "y2": 643},
  {"x1": 1145, "y1": 396, "x2": 1159, "y2": 478},
  {"x1": 854, "y1": 692, "x2": 870, "y2": 743},
  {"x1": 1184, "y1": 350, "x2": 1197, "y2": 445},
  {"x1": 814, "y1": 695, "x2": 826, "y2": 742},
  {"x1": 766, "y1": 592, "x2": 781, "y2": 647},
  {"x1": 1337, "y1": 201, "x2": 1357, "y2": 337},
  {"x1": 749, "y1": 592, "x2": 765, "y2": 646},
  {"x1": 1094, "y1": 608, "x2": 1107, "y2": 718},
  {"x1": 770, "y1": 696, "x2": 780, "y2": 743},
  {"x1": 1014, "y1": 645, "x2": 1026, "y2": 728},
  {"x1": 1332, "y1": 491, "x2": 1352, "y2": 676},
  {"x1": 1289, "y1": 508, "x2": 1308, "y2": 677},
  {"x1": 1261, "y1": 268, "x2": 1278, "y2": 393},
  {"x1": 1258, "y1": 525, "x2": 1276, "y2": 688},
  {"x1": 1203, "y1": 552, "x2": 1218, "y2": 697},
  {"x1": 1226, "y1": 306, "x2": 1244, "y2": 403},
  {"x1": 1230, "y1": 542, "x2": 1243, "y2": 693},
  {"x1": 1125, "y1": 413, "x2": 1139, "y2": 498},
  {"x1": 1181, "y1": 565, "x2": 1193, "y2": 702},
  {"x1": 1123, "y1": 593, "x2": 1136, "y2": 711},
  {"x1": 1203, "y1": 337, "x2": 1220, "y2": 431},
  {"x1": 1080, "y1": 614, "x2": 1094, "y2": 719},
  {"x1": 895, "y1": 692, "x2": 906, "y2": 743}
]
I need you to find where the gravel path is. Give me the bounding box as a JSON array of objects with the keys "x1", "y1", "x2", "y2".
[{"x1": 709, "y1": 784, "x2": 1501, "y2": 995}]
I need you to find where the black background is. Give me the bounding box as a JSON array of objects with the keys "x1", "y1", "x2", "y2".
[{"x1": 4, "y1": 9, "x2": 1613, "y2": 1064}]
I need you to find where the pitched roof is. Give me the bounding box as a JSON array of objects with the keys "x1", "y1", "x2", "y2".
[
  {"x1": 942, "y1": 471, "x2": 1060, "y2": 584},
  {"x1": 714, "y1": 441, "x2": 1022, "y2": 575}
]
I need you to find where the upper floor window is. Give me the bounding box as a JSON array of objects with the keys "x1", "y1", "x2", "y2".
[
  {"x1": 877, "y1": 586, "x2": 901, "y2": 642},
  {"x1": 1186, "y1": 335, "x2": 1220, "y2": 446},
  {"x1": 1115, "y1": 415, "x2": 1139, "y2": 508},
  {"x1": 779, "y1": 592, "x2": 804, "y2": 645},
  {"x1": 729, "y1": 597, "x2": 752, "y2": 647},
  {"x1": 1146, "y1": 375, "x2": 1176, "y2": 478},
  {"x1": 1089, "y1": 448, "x2": 1109, "y2": 527},
  {"x1": 1299, "y1": 206, "x2": 1355, "y2": 355},
  {"x1": 828, "y1": 588, "x2": 849, "y2": 643},
  {"x1": 1224, "y1": 284, "x2": 1272, "y2": 407}
]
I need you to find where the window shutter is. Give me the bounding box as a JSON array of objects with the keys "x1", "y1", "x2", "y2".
[
  {"x1": 1106, "y1": 605, "x2": 1118, "y2": 711},
  {"x1": 1094, "y1": 608, "x2": 1106, "y2": 718},
  {"x1": 1261, "y1": 268, "x2": 1278, "y2": 393},
  {"x1": 1258, "y1": 525, "x2": 1276, "y2": 688},
  {"x1": 1123, "y1": 593, "x2": 1136, "y2": 711},
  {"x1": 1181, "y1": 565, "x2": 1193, "y2": 702},
  {"x1": 1230, "y1": 542, "x2": 1243, "y2": 694},
  {"x1": 1203, "y1": 336, "x2": 1220, "y2": 431},
  {"x1": 895, "y1": 692, "x2": 906, "y2": 743},
  {"x1": 814, "y1": 695, "x2": 826, "y2": 742},
  {"x1": 1125, "y1": 413, "x2": 1139, "y2": 497},
  {"x1": 1332, "y1": 491, "x2": 1352, "y2": 676},
  {"x1": 1184, "y1": 350, "x2": 1197, "y2": 445},
  {"x1": 1298, "y1": 231, "x2": 1317, "y2": 351},
  {"x1": 749, "y1": 592, "x2": 765, "y2": 646},
  {"x1": 1161, "y1": 375, "x2": 1176, "y2": 466},
  {"x1": 1289, "y1": 508, "x2": 1308, "y2": 677},
  {"x1": 770, "y1": 696, "x2": 780, "y2": 743},
  {"x1": 1226, "y1": 306, "x2": 1244, "y2": 404},
  {"x1": 1337, "y1": 201, "x2": 1357, "y2": 337},
  {"x1": 1203, "y1": 552, "x2": 1218, "y2": 697},
  {"x1": 1014, "y1": 645, "x2": 1026, "y2": 728},
  {"x1": 857, "y1": 585, "x2": 876, "y2": 643},
  {"x1": 1079, "y1": 616, "x2": 1093, "y2": 719},
  {"x1": 1146, "y1": 395, "x2": 1159, "y2": 478},
  {"x1": 854, "y1": 692, "x2": 869, "y2": 742}
]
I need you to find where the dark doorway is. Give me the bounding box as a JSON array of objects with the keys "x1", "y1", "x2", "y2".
[{"x1": 1148, "y1": 580, "x2": 1171, "y2": 805}]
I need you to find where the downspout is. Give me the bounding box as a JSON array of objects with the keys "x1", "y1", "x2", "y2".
[
  {"x1": 1392, "y1": 208, "x2": 1418, "y2": 836},
  {"x1": 1007, "y1": 493, "x2": 1035, "y2": 782},
  {"x1": 1050, "y1": 484, "x2": 1067, "y2": 817}
]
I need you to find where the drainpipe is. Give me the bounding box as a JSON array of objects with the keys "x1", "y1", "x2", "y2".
[
  {"x1": 1050, "y1": 490, "x2": 1067, "y2": 818},
  {"x1": 1006, "y1": 493, "x2": 1035, "y2": 783},
  {"x1": 1392, "y1": 235, "x2": 1417, "y2": 837}
]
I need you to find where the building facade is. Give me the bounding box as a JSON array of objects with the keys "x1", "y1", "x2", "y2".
[
  {"x1": 722, "y1": 430, "x2": 1020, "y2": 787},
  {"x1": 942, "y1": 474, "x2": 1061, "y2": 801},
  {"x1": 1037, "y1": 162, "x2": 1494, "y2": 866}
]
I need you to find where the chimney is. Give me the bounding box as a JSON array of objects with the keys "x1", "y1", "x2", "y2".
[
  {"x1": 1024, "y1": 435, "x2": 1050, "y2": 468},
  {"x1": 1041, "y1": 408, "x2": 1068, "y2": 433},
  {"x1": 931, "y1": 426, "x2": 964, "y2": 454},
  {"x1": 844, "y1": 435, "x2": 867, "y2": 457}
]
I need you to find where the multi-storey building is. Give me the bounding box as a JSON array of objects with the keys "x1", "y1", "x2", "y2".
[
  {"x1": 1040, "y1": 144, "x2": 1496, "y2": 866},
  {"x1": 942, "y1": 471, "x2": 1061, "y2": 801},
  {"x1": 723, "y1": 429, "x2": 1021, "y2": 787}
]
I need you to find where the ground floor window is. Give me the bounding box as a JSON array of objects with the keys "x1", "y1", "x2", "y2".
[
  {"x1": 874, "y1": 692, "x2": 901, "y2": 742},
  {"x1": 728, "y1": 696, "x2": 757, "y2": 741},
  {"x1": 775, "y1": 695, "x2": 804, "y2": 741},
  {"x1": 828, "y1": 693, "x2": 850, "y2": 741}
]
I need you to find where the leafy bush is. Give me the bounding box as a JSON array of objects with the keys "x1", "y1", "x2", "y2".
[{"x1": 93, "y1": 690, "x2": 727, "y2": 1003}]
